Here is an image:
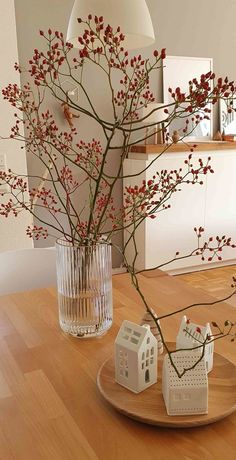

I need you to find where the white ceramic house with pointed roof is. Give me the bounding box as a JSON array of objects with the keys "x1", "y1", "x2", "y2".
[
  {"x1": 162, "y1": 350, "x2": 208, "y2": 416},
  {"x1": 176, "y1": 316, "x2": 214, "y2": 373},
  {"x1": 115, "y1": 320, "x2": 158, "y2": 393}
]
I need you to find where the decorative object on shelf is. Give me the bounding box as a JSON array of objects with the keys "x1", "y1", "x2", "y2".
[
  {"x1": 141, "y1": 102, "x2": 166, "y2": 145},
  {"x1": 171, "y1": 130, "x2": 180, "y2": 143},
  {"x1": 140, "y1": 308, "x2": 163, "y2": 354},
  {"x1": 176, "y1": 316, "x2": 214, "y2": 373},
  {"x1": 162, "y1": 350, "x2": 208, "y2": 416},
  {"x1": 222, "y1": 134, "x2": 235, "y2": 142},
  {"x1": 213, "y1": 130, "x2": 222, "y2": 141},
  {"x1": 56, "y1": 238, "x2": 112, "y2": 337},
  {"x1": 67, "y1": 0, "x2": 155, "y2": 50},
  {"x1": 97, "y1": 346, "x2": 236, "y2": 427},
  {"x1": 163, "y1": 55, "x2": 213, "y2": 141},
  {"x1": 220, "y1": 97, "x2": 236, "y2": 135},
  {"x1": 115, "y1": 320, "x2": 157, "y2": 393}
]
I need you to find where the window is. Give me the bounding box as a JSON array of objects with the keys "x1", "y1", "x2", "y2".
[
  {"x1": 147, "y1": 337, "x2": 150, "y2": 344},
  {"x1": 133, "y1": 330, "x2": 141, "y2": 338},
  {"x1": 130, "y1": 337, "x2": 139, "y2": 344},
  {"x1": 145, "y1": 369, "x2": 150, "y2": 383},
  {"x1": 151, "y1": 347, "x2": 154, "y2": 356},
  {"x1": 123, "y1": 334, "x2": 129, "y2": 340},
  {"x1": 173, "y1": 393, "x2": 181, "y2": 401},
  {"x1": 146, "y1": 349, "x2": 149, "y2": 357}
]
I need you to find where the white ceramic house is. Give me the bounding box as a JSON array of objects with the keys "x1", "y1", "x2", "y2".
[
  {"x1": 115, "y1": 320, "x2": 158, "y2": 393},
  {"x1": 162, "y1": 350, "x2": 208, "y2": 416},
  {"x1": 176, "y1": 316, "x2": 214, "y2": 373}
]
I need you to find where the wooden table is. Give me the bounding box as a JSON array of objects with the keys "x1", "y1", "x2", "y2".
[{"x1": 0, "y1": 271, "x2": 235, "y2": 460}]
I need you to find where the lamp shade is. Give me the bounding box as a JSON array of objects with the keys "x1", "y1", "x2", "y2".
[
  {"x1": 67, "y1": 0, "x2": 155, "y2": 50},
  {"x1": 141, "y1": 103, "x2": 166, "y2": 124}
]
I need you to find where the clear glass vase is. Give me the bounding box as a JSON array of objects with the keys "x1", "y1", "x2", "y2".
[{"x1": 56, "y1": 239, "x2": 113, "y2": 338}]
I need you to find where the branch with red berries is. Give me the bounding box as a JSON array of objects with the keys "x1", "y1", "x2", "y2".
[{"x1": 1, "y1": 15, "x2": 236, "y2": 377}]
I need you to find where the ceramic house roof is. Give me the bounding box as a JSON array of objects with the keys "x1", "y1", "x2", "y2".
[
  {"x1": 178, "y1": 316, "x2": 211, "y2": 342},
  {"x1": 164, "y1": 351, "x2": 207, "y2": 388},
  {"x1": 115, "y1": 320, "x2": 154, "y2": 352}
]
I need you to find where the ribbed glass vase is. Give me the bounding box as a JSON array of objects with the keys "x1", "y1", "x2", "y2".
[{"x1": 56, "y1": 239, "x2": 113, "y2": 338}]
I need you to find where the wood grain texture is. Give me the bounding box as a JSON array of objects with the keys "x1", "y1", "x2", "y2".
[
  {"x1": 97, "y1": 345, "x2": 236, "y2": 428},
  {"x1": 130, "y1": 142, "x2": 236, "y2": 154},
  {"x1": 0, "y1": 272, "x2": 236, "y2": 460},
  {"x1": 178, "y1": 265, "x2": 236, "y2": 307}
]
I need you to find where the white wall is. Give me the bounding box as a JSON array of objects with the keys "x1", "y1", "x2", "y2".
[
  {"x1": 14, "y1": 0, "x2": 123, "y2": 264},
  {"x1": 0, "y1": 0, "x2": 32, "y2": 251},
  {"x1": 12, "y1": 0, "x2": 236, "y2": 265}
]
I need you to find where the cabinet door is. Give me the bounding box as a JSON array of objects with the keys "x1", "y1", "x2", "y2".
[
  {"x1": 204, "y1": 150, "x2": 236, "y2": 264},
  {"x1": 145, "y1": 153, "x2": 206, "y2": 272}
]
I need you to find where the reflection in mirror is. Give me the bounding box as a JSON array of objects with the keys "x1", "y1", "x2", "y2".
[{"x1": 220, "y1": 98, "x2": 236, "y2": 135}]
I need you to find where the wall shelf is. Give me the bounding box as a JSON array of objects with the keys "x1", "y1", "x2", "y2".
[{"x1": 130, "y1": 142, "x2": 236, "y2": 154}]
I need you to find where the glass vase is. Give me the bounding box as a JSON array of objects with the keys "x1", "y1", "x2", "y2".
[{"x1": 56, "y1": 239, "x2": 113, "y2": 338}]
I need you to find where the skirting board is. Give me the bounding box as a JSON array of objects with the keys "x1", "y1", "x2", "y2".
[
  {"x1": 167, "y1": 259, "x2": 236, "y2": 276},
  {"x1": 112, "y1": 261, "x2": 236, "y2": 276}
]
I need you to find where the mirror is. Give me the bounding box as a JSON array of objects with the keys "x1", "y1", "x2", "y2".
[{"x1": 163, "y1": 55, "x2": 213, "y2": 141}]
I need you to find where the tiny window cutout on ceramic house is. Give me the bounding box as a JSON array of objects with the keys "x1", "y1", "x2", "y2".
[
  {"x1": 162, "y1": 350, "x2": 208, "y2": 416},
  {"x1": 115, "y1": 320, "x2": 158, "y2": 393},
  {"x1": 176, "y1": 315, "x2": 214, "y2": 373}
]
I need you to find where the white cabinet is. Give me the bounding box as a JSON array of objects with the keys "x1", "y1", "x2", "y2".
[
  {"x1": 123, "y1": 149, "x2": 236, "y2": 274},
  {"x1": 203, "y1": 151, "x2": 236, "y2": 264}
]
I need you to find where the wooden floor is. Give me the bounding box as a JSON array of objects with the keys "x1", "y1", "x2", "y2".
[{"x1": 177, "y1": 265, "x2": 236, "y2": 307}]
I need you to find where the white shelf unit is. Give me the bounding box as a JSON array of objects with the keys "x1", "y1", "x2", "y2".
[{"x1": 123, "y1": 149, "x2": 236, "y2": 274}]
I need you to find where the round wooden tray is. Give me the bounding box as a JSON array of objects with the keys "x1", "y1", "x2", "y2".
[{"x1": 97, "y1": 347, "x2": 236, "y2": 428}]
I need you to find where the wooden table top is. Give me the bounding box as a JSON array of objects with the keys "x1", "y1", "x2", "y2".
[{"x1": 0, "y1": 271, "x2": 235, "y2": 460}]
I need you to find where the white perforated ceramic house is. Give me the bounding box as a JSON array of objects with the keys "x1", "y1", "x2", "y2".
[
  {"x1": 176, "y1": 315, "x2": 214, "y2": 373},
  {"x1": 115, "y1": 320, "x2": 158, "y2": 393},
  {"x1": 162, "y1": 350, "x2": 208, "y2": 416}
]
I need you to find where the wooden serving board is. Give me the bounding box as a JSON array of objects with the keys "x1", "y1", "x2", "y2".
[{"x1": 97, "y1": 347, "x2": 236, "y2": 428}]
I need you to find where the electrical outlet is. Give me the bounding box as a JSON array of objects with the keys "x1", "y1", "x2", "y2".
[{"x1": 0, "y1": 153, "x2": 9, "y2": 194}]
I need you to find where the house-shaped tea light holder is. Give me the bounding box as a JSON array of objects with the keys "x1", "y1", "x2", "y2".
[
  {"x1": 176, "y1": 316, "x2": 214, "y2": 373},
  {"x1": 162, "y1": 350, "x2": 208, "y2": 416},
  {"x1": 115, "y1": 320, "x2": 158, "y2": 393}
]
